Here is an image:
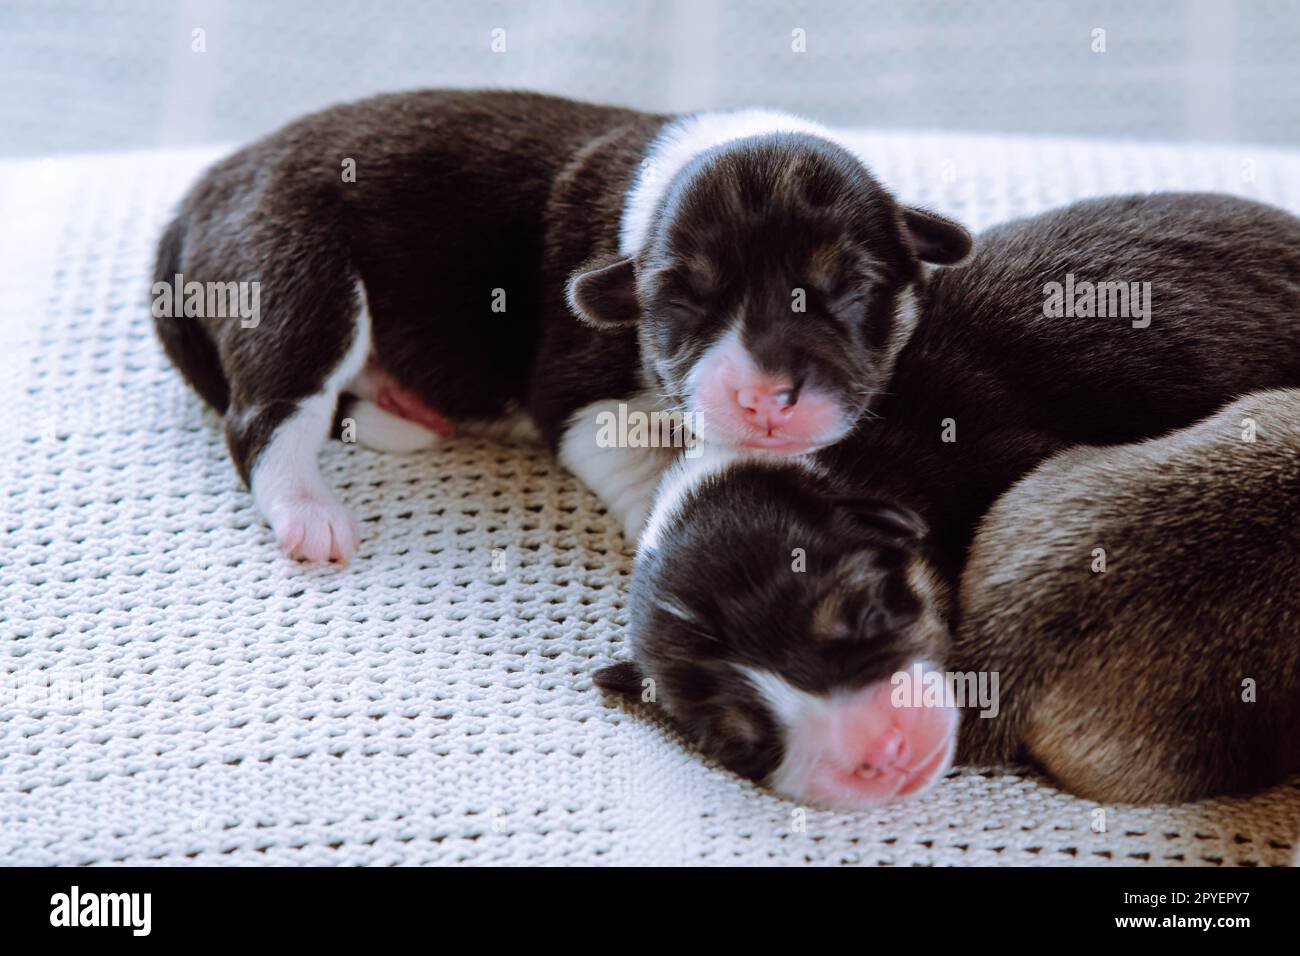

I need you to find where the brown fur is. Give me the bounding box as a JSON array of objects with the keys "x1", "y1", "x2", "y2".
[{"x1": 956, "y1": 389, "x2": 1300, "y2": 802}]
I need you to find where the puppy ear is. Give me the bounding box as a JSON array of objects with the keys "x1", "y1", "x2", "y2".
[
  {"x1": 566, "y1": 255, "x2": 639, "y2": 328},
  {"x1": 836, "y1": 496, "x2": 929, "y2": 544},
  {"x1": 592, "y1": 660, "x2": 646, "y2": 697},
  {"x1": 900, "y1": 207, "x2": 973, "y2": 266}
]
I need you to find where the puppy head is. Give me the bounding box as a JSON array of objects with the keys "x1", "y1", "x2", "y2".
[
  {"x1": 594, "y1": 456, "x2": 958, "y2": 809},
  {"x1": 568, "y1": 133, "x2": 971, "y2": 455}
]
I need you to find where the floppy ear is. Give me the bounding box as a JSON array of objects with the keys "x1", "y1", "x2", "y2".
[
  {"x1": 900, "y1": 207, "x2": 973, "y2": 266},
  {"x1": 566, "y1": 254, "x2": 639, "y2": 328},
  {"x1": 592, "y1": 660, "x2": 646, "y2": 697},
  {"x1": 835, "y1": 496, "x2": 929, "y2": 544}
]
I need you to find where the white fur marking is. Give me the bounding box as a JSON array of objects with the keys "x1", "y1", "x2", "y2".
[
  {"x1": 638, "y1": 443, "x2": 820, "y2": 556},
  {"x1": 637, "y1": 442, "x2": 759, "y2": 556},
  {"x1": 559, "y1": 394, "x2": 680, "y2": 543},
  {"x1": 681, "y1": 322, "x2": 745, "y2": 432},
  {"x1": 251, "y1": 280, "x2": 371, "y2": 563},
  {"x1": 620, "y1": 109, "x2": 854, "y2": 256},
  {"x1": 738, "y1": 666, "x2": 847, "y2": 804},
  {"x1": 741, "y1": 666, "x2": 826, "y2": 732}
]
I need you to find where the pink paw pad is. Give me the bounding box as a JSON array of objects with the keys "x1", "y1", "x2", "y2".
[{"x1": 267, "y1": 492, "x2": 359, "y2": 565}]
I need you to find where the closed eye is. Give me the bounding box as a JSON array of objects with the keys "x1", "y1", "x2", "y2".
[
  {"x1": 823, "y1": 285, "x2": 876, "y2": 322},
  {"x1": 655, "y1": 600, "x2": 723, "y2": 644},
  {"x1": 664, "y1": 298, "x2": 705, "y2": 319}
]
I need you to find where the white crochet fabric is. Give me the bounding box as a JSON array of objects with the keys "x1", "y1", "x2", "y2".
[{"x1": 2, "y1": 133, "x2": 1298, "y2": 866}]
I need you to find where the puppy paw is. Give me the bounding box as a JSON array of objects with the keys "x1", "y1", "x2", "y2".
[{"x1": 266, "y1": 490, "x2": 359, "y2": 565}]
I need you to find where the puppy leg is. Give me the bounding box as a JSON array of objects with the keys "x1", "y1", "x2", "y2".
[
  {"x1": 226, "y1": 282, "x2": 371, "y2": 564},
  {"x1": 559, "y1": 395, "x2": 683, "y2": 543}
]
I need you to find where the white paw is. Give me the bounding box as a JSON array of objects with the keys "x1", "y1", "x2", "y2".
[
  {"x1": 346, "y1": 399, "x2": 440, "y2": 453},
  {"x1": 265, "y1": 490, "x2": 359, "y2": 564}
]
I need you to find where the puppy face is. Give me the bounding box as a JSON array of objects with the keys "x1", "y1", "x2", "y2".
[
  {"x1": 594, "y1": 460, "x2": 958, "y2": 809},
  {"x1": 569, "y1": 134, "x2": 971, "y2": 456}
]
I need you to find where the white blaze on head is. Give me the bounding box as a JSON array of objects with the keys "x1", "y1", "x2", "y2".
[
  {"x1": 620, "y1": 109, "x2": 849, "y2": 257},
  {"x1": 637, "y1": 443, "x2": 823, "y2": 558},
  {"x1": 636, "y1": 442, "x2": 750, "y2": 557}
]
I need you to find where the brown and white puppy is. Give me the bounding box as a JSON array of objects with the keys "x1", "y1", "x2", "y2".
[
  {"x1": 596, "y1": 193, "x2": 1300, "y2": 808},
  {"x1": 152, "y1": 90, "x2": 970, "y2": 562},
  {"x1": 956, "y1": 388, "x2": 1300, "y2": 804}
]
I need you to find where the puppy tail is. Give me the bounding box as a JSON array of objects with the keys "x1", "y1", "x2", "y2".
[{"x1": 151, "y1": 215, "x2": 231, "y2": 413}]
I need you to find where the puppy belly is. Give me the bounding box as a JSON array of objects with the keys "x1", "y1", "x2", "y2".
[
  {"x1": 344, "y1": 361, "x2": 456, "y2": 446},
  {"x1": 343, "y1": 360, "x2": 542, "y2": 452},
  {"x1": 344, "y1": 400, "x2": 442, "y2": 453}
]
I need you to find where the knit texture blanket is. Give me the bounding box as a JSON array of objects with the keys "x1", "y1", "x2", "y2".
[{"x1": 2, "y1": 133, "x2": 1298, "y2": 866}]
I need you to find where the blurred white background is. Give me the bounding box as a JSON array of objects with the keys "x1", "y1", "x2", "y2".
[{"x1": 1, "y1": 0, "x2": 1297, "y2": 157}]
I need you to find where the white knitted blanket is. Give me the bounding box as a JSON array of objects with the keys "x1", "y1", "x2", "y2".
[{"x1": 2, "y1": 133, "x2": 1298, "y2": 867}]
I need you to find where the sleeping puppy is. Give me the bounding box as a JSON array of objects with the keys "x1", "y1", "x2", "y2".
[
  {"x1": 595, "y1": 193, "x2": 1300, "y2": 808},
  {"x1": 956, "y1": 388, "x2": 1300, "y2": 804},
  {"x1": 152, "y1": 89, "x2": 970, "y2": 562}
]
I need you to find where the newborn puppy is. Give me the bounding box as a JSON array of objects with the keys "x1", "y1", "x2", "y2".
[
  {"x1": 956, "y1": 388, "x2": 1300, "y2": 804},
  {"x1": 153, "y1": 89, "x2": 969, "y2": 561},
  {"x1": 601, "y1": 445, "x2": 959, "y2": 806},
  {"x1": 595, "y1": 192, "x2": 1300, "y2": 807}
]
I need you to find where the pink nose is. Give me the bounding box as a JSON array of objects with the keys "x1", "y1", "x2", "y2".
[
  {"x1": 801, "y1": 677, "x2": 957, "y2": 807},
  {"x1": 857, "y1": 726, "x2": 911, "y2": 776},
  {"x1": 735, "y1": 384, "x2": 798, "y2": 430}
]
